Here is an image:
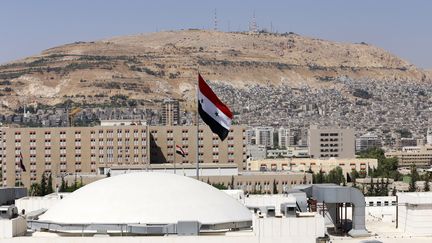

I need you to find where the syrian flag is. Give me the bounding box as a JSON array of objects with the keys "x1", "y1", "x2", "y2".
[
  {"x1": 19, "y1": 152, "x2": 26, "y2": 172},
  {"x1": 198, "y1": 74, "x2": 233, "y2": 141},
  {"x1": 176, "y1": 145, "x2": 186, "y2": 157}
]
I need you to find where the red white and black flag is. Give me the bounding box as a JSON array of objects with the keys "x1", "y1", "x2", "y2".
[
  {"x1": 176, "y1": 145, "x2": 186, "y2": 157},
  {"x1": 19, "y1": 152, "x2": 26, "y2": 172},
  {"x1": 198, "y1": 74, "x2": 233, "y2": 141}
]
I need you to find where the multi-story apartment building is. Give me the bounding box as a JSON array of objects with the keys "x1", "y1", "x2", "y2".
[
  {"x1": 427, "y1": 128, "x2": 432, "y2": 145},
  {"x1": 245, "y1": 129, "x2": 256, "y2": 145},
  {"x1": 278, "y1": 127, "x2": 295, "y2": 148},
  {"x1": 247, "y1": 157, "x2": 378, "y2": 179},
  {"x1": 355, "y1": 133, "x2": 381, "y2": 153},
  {"x1": 161, "y1": 99, "x2": 180, "y2": 126},
  {"x1": 0, "y1": 125, "x2": 246, "y2": 188},
  {"x1": 266, "y1": 146, "x2": 309, "y2": 158},
  {"x1": 385, "y1": 145, "x2": 432, "y2": 168},
  {"x1": 308, "y1": 126, "x2": 355, "y2": 159},
  {"x1": 254, "y1": 127, "x2": 274, "y2": 148}
]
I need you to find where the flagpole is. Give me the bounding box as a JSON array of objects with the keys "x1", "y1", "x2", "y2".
[
  {"x1": 19, "y1": 152, "x2": 22, "y2": 187},
  {"x1": 173, "y1": 139, "x2": 176, "y2": 175},
  {"x1": 196, "y1": 73, "x2": 200, "y2": 180},
  {"x1": 146, "y1": 125, "x2": 150, "y2": 171}
]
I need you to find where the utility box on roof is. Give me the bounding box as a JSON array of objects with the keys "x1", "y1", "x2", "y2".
[
  {"x1": 281, "y1": 202, "x2": 297, "y2": 217},
  {"x1": 177, "y1": 221, "x2": 200, "y2": 235}
]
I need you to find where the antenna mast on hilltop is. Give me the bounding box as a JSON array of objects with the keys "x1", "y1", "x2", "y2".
[
  {"x1": 249, "y1": 11, "x2": 258, "y2": 33},
  {"x1": 214, "y1": 9, "x2": 218, "y2": 31}
]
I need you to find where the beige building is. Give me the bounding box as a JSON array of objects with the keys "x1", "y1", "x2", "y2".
[
  {"x1": 308, "y1": 126, "x2": 355, "y2": 159},
  {"x1": 106, "y1": 164, "x2": 312, "y2": 194},
  {"x1": 161, "y1": 99, "x2": 180, "y2": 126},
  {"x1": 201, "y1": 172, "x2": 313, "y2": 194},
  {"x1": 247, "y1": 157, "x2": 378, "y2": 178},
  {"x1": 385, "y1": 145, "x2": 432, "y2": 168},
  {"x1": 0, "y1": 125, "x2": 246, "y2": 188},
  {"x1": 254, "y1": 127, "x2": 274, "y2": 147}
]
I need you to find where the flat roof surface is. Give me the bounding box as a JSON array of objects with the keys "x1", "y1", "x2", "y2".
[{"x1": 331, "y1": 221, "x2": 432, "y2": 243}]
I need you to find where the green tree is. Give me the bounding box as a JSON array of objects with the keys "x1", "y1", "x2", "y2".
[
  {"x1": 368, "y1": 177, "x2": 375, "y2": 196},
  {"x1": 375, "y1": 177, "x2": 389, "y2": 196},
  {"x1": 383, "y1": 178, "x2": 389, "y2": 196},
  {"x1": 358, "y1": 148, "x2": 400, "y2": 180},
  {"x1": 351, "y1": 170, "x2": 360, "y2": 181},
  {"x1": 72, "y1": 175, "x2": 78, "y2": 191},
  {"x1": 40, "y1": 173, "x2": 47, "y2": 196},
  {"x1": 315, "y1": 169, "x2": 325, "y2": 184},
  {"x1": 29, "y1": 183, "x2": 41, "y2": 196},
  {"x1": 358, "y1": 147, "x2": 385, "y2": 161},
  {"x1": 60, "y1": 177, "x2": 67, "y2": 192},
  {"x1": 273, "y1": 179, "x2": 278, "y2": 194},
  {"x1": 47, "y1": 173, "x2": 54, "y2": 194},
  {"x1": 212, "y1": 183, "x2": 228, "y2": 190},
  {"x1": 424, "y1": 174, "x2": 430, "y2": 192},
  {"x1": 308, "y1": 167, "x2": 316, "y2": 183},
  {"x1": 409, "y1": 165, "x2": 419, "y2": 192},
  {"x1": 327, "y1": 167, "x2": 345, "y2": 185},
  {"x1": 392, "y1": 187, "x2": 397, "y2": 196}
]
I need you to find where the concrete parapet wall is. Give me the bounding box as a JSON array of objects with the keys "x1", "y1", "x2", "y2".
[{"x1": 0, "y1": 217, "x2": 27, "y2": 238}]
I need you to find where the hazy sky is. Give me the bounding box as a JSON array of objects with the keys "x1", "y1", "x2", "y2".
[{"x1": 1, "y1": 0, "x2": 431, "y2": 68}]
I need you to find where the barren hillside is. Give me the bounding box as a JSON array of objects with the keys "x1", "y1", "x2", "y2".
[{"x1": 0, "y1": 29, "x2": 429, "y2": 113}]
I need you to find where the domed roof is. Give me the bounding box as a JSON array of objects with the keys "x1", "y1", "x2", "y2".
[{"x1": 39, "y1": 172, "x2": 251, "y2": 225}]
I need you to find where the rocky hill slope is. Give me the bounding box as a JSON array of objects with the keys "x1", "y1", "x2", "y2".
[{"x1": 0, "y1": 29, "x2": 429, "y2": 114}]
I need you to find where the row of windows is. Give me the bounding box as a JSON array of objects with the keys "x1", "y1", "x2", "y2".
[
  {"x1": 320, "y1": 154, "x2": 339, "y2": 158},
  {"x1": 367, "y1": 201, "x2": 397, "y2": 206},
  {"x1": 320, "y1": 138, "x2": 339, "y2": 142},
  {"x1": 320, "y1": 133, "x2": 339, "y2": 137},
  {"x1": 320, "y1": 144, "x2": 339, "y2": 147},
  {"x1": 320, "y1": 149, "x2": 339, "y2": 153}
]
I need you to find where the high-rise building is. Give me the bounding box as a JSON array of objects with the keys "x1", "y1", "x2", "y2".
[
  {"x1": 0, "y1": 125, "x2": 246, "y2": 188},
  {"x1": 308, "y1": 126, "x2": 355, "y2": 158},
  {"x1": 427, "y1": 128, "x2": 432, "y2": 145},
  {"x1": 254, "y1": 127, "x2": 274, "y2": 148},
  {"x1": 161, "y1": 99, "x2": 180, "y2": 126},
  {"x1": 278, "y1": 127, "x2": 294, "y2": 148},
  {"x1": 245, "y1": 129, "x2": 256, "y2": 145},
  {"x1": 278, "y1": 127, "x2": 295, "y2": 148},
  {"x1": 355, "y1": 133, "x2": 381, "y2": 152}
]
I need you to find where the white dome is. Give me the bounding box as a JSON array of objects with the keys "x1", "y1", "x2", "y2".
[{"x1": 39, "y1": 172, "x2": 251, "y2": 225}]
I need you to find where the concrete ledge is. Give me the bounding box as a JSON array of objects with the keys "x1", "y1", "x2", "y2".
[{"x1": 348, "y1": 229, "x2": 370, "y2": 238}]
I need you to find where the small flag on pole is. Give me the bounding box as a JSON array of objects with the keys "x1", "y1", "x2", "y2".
[
  {"x1": 19, "y1": 152, "x2": 26, "y2": 172},
  {"x1": 198, "y1": 74, "x2": 233, "y2": 141},
  {"x1": 176, "y1": 145, "x2": 186, "y2": 157}
]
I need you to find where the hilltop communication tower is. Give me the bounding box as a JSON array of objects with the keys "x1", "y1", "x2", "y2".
[
  {"x1": 214, "y1": 9, "x2": 218, "y2": 31},
  {"x1": 249, "y1": 11, "x2": 258, "y2": 32}
]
